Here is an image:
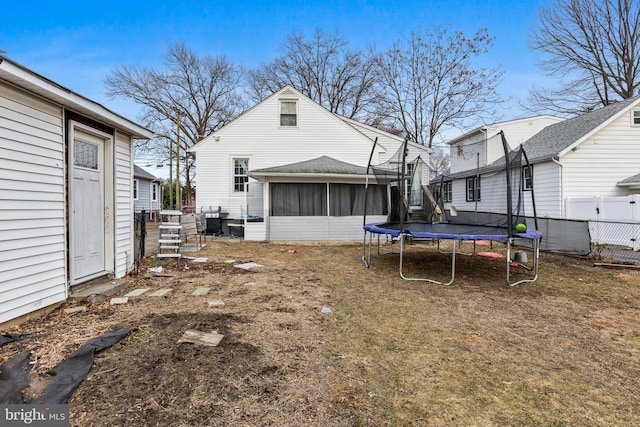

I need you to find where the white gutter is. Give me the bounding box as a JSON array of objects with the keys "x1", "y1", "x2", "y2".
[
  {"x1": 0, "y1": 56, "x2": 153, "y2": 139},
  {"x1": 551, "y1": 156, "x2": 564, "y2": 217}
]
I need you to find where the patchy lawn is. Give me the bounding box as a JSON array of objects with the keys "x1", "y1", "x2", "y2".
[{"x1": 2, "y1": 239, "x2": 640, "y2": 426}]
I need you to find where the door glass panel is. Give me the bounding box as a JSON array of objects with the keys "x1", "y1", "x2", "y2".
[{"x1": 74, "y1": 139, "x2": 99, "y2": 169}]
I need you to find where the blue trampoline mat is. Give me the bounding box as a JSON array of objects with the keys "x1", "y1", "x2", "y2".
[{"x1": 364, "y1": 221, "x2": 542, "y2": 242}]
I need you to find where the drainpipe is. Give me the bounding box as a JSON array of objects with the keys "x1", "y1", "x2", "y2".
[{"x1": 551, "y1": 156, "x2": 563, "y2": 217}]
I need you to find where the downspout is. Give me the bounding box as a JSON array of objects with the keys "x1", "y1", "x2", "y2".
[{"x1": 551, "y1": 156, "x2": 563, "y2": 217}]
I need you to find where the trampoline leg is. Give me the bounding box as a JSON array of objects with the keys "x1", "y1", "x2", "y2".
[
  {"x1": 362, "y1": 231, "x2": 373, "y2": 268},
  {"x1": 506, "y1": 238, "x2": 540, "y2": 287},
  {"x1": 399, "y1": 234, "x2": 455, "y2": 286}
]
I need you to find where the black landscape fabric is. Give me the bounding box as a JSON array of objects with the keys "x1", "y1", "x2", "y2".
[
  {"x1": 37, "y1": 327, "x2": 136, "y2": 404},
  {"x1": 0, "y1": 333, "x2": 27, "y2": 348},
  {"x1": 0, "y1": 350, "x2": 31, "y2": 403}
]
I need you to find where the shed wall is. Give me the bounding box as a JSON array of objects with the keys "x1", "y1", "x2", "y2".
[{"x1": 0, "y1": 82, "x2": 67, "y2": 323}]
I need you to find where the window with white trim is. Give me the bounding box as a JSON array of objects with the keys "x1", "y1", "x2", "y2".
[
  {"x1": 233, "y1": 158, "x2": 249, "y2": 192},
  {"x1": 442, "y1": 181, "x2": 452, "y2": 202},
  {"x1": 133, "y1": 179, "x2": 139, "y2": 200},
  {"x1": 280, "y1": 100, "x2": 297, "y2": 126},
  {"x1": 152, "y1": 183, "x2": 158, "y2": 201},
  {"x1": 522, "y1": 165, "x2": 533, "y2": 191},
  {"x1": 466, "y1": 176, "x2": 480, "y2": 201},
  {"x1": 633, "y1": 109, "x2": 640, "y2": 126}
]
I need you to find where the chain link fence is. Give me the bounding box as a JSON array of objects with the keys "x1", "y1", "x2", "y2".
[{"x1": 589, "y1": 219, "x2": 640, "y2": 265}]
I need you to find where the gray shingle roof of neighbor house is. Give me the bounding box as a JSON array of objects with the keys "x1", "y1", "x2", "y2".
[
  {"x1": 249, "y1": 155, "x2": 368, "y2": 178},
  {"x1": 134, "y1": 164, "x2": 161, "y2": 181},
  {"x1": 518, "y1": 95, "x2": 640, "y2": 163},
  {"x1": 618, "y1": 172, "x2": 640, "y2": 185}
]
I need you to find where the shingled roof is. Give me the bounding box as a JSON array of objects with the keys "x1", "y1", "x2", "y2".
[
  {"x1": 520, "y1": 96, "x2": 640, "y2": 163},
  {"x1": 249, "y1": 156, "x2": 367, "y2": 177},
  {"x1": 134, "y1": 164, "x2": 160, "y2": 181}
]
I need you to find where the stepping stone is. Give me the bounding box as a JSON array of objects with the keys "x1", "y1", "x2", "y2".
[
  {"x1": 177, "y1": 330, "x2": 224, "y2": 347},
  {"x1": 148, "y1": 288, "x2": 172, "y2": 297},
  {"x1": 64, "y1": 306, "x2": 87, "y2": 315},
  {"x1": 321, "y1": 307, "x2": 332, "y2": 313},
  {"x1": 234, "y1": 262, "x2": 263, "y2": 270},
  {"x1": 208, "y1": 299, "x2": 225, "y2": 307},
  {"x1": 224, "y1": 259, "x2": 237, "y2": 264},
  {"x1": 192, "y1": 287, "x2": 210, "y2": 296},
  {"x1": 191, "y1": 257, "x2": 208, "y2": 263},
  {"x1": 124, "y1": 288, "x2": 148, "y2": 297},
  {"x1": 110, "y1": 297, "x2": 128, "y2": 305},
  {"x1": 243, "y1": 281, "x2": 257, "y2": 287}
]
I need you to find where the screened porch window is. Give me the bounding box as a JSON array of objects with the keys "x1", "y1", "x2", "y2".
[
  {"x1": 329, "y1": 184, "x2": 387, "y2": 216},
  {"x1": 270, "y1": 183, "x2": 388, "y2": 216},
  {"x1": 270, "y1": 183, "x2": 326, "y2": 216},
  {"x1": 233, "y1": 158, "x2": 249, "y2": 192}
]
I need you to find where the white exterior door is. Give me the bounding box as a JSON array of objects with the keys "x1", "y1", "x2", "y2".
[{"x1": 72, "y1": 131, "x2": 105, "y2": 281}]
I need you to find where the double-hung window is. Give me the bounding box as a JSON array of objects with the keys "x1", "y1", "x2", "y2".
[
  {"x1": 280, "y1": 100, "x2": 297, "y2": 126},
  {"x1": 233, "y1": 158, "x2": 249, "y2": 192},
  {"x1": 133, "y1": 179, "x2": 139, "y2": 200},
  {"x1": 442, "y1": 181, "x2": 452, "y2": 203},
  {"x1": 466, "y1": 176, "x2": 480, "y2": 201},
  {"x1": 522, "y1": 165, "x2": 533, "y2": 191},
  {"x1": 633, "y1": 109, "x2": 640, "y2": 126}
]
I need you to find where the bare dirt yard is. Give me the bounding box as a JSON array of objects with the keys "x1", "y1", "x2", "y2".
[{"x1": 2, "y1": 238, "x2": 640, "y2": 426}]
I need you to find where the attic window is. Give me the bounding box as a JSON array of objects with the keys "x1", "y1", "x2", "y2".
[
  {"x1": 280, "y1": 100, "x2": 297, "y2": 126},
  {"x1": 633, "y1": 110, "x2": 640, "y2": 126}
]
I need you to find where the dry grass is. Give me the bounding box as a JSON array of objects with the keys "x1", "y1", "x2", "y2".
[{"x1": 2, "y1": 239, "x2": 640, "y2": 426}]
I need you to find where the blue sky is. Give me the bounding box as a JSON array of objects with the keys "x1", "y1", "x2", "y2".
[{"x1": 3, "y1": 0, "x2": 552, "y2": 135}]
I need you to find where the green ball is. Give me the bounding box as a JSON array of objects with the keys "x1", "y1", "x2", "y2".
[{"x1": 516, "y1": 223, "x2": 527, "y2": 232}]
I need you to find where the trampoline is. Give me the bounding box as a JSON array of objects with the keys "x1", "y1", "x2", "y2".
[
  {"x1": 362, "y1": 221, "x2": 542, "y2": 286},
  {"x1": 361, "y1": 131, "x2": 543, "y2": 287}
]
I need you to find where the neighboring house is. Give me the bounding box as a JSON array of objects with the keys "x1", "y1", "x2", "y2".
[
  {"x1": 439, "y1": 96, "x2": 640, "y2": 219},
  {"x1": 134, "y1": 165, "x2": 162, "y2": 220},
  {"x1": 0, "y1": 56, "x2": 153, "y2": 325},
  {"x1": 189, "y1": 85, "x2": 431, "y2": 241},
  {"x1": 447, "y1": 116, "x2": 565, "y2": 175}
]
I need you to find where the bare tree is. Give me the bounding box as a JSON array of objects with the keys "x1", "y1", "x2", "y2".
[
  {"x1": 428, "y1": 145, "x2": 450, "y2": 181},
  {"x1": 527, "y1": 0, "x2": 640, "y2": 115},
  {"x1": 374, "y1": 28, "x2": 503, "y2": 148},
  {"x1": 247, "y1": 29, "x2": 379, "y2": 122},
  {"x1": 105, "y1": 42, "x2": 246, "y2": 205}
]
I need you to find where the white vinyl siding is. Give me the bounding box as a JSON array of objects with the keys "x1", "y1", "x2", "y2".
[
  {"x1": 115, "y1": 131, "x2": 134, "y2": 277},
  {"x1": 0, "y1": 83, "x2": 67, "y2": 324},
  {"x1": 269, "y1": 216, "x2": 387, "y2": 241},
  {"x1": 449, "y1": 116, "x2": 565, "y2": 174},
  {"x1": 561, "y1": 114, "x2": 640, "y2": 202}
]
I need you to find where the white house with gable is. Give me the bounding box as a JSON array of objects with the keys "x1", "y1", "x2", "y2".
[
  {"x1": 0, "y1": 56, "x2": 153, "y2": 325},
  {"x1": 189, "y1": 85, "x2": 431, "y2": 241},
  {"x1": 447, "y1": 116, "x2": 564, "y2": 175},
  {"x1": 438, "y1": 97, "x2": 640, "y2": 220}
]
